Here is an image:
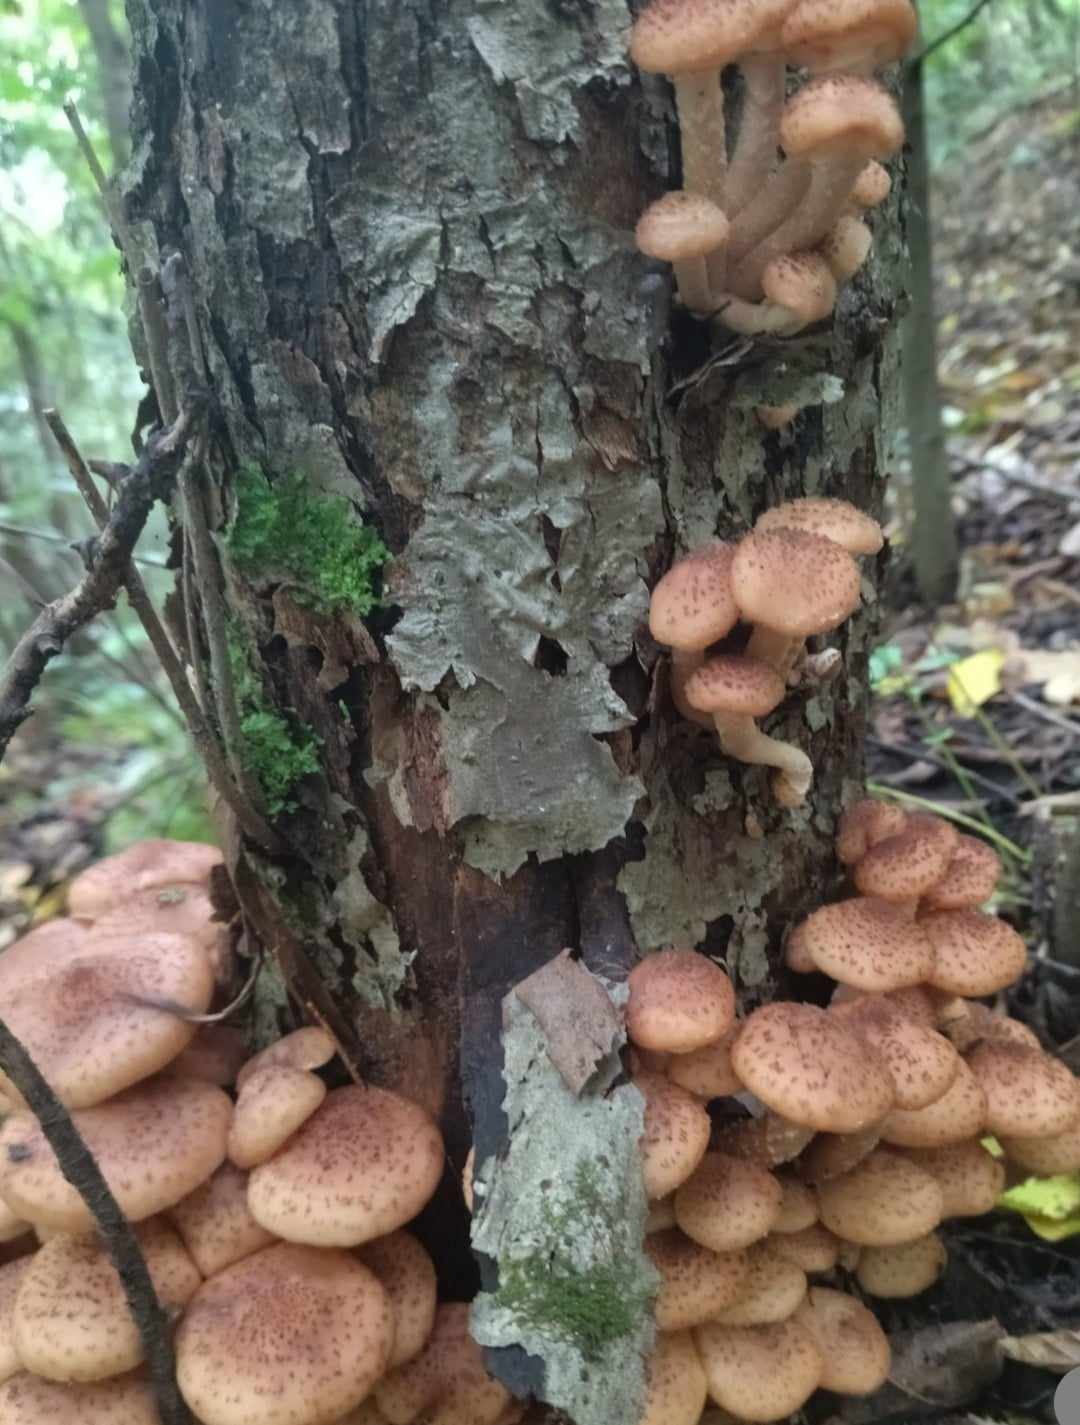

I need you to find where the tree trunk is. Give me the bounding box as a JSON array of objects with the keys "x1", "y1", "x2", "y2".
[
  {"x1": 124, "y1": 1, "x2": 904, "y2": 1416},
  {"x1": 78, "y1": 0, "x2": 133, "y2": 171}
]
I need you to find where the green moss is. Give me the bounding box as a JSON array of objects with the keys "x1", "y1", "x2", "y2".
[
  {"x1": 227, "y1": 464, "x2": 388, "y2": 617},
  {"x1": 228, "y1": 628, "x2": 321, "y2": 816}
]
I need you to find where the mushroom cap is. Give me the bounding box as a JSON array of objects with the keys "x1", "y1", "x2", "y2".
[
  {"x1": 781, "y1": 0, "x2": 917, "y2": 71},
  {"x1": 644, "y1": 1230, "x2": 751, "y2": 1331},
  {"x1": 788, "y1": 898, "x2": 935, "y2": 992},
  {"x1": 13, "y1": 1218, "x2": 201, "y2": 1382},
  {"x1": 674, "y1": 1153, "x2": 783, "y2": 1253},
  {"x1": 713, "y1": 1113, "x2": 816, "y2": 1167},
  {"x1": 636, "y1": 1072, "x2": 712, "y2": 1199},
  {"x1": 694, "y1": 1319, "x2": 823, "y2": 1422},
  {"x1": 879, "y1": 1057, "x2": 987, "y2": 1148},
  {"x1": 0, "y1": 1371, "x2": 159, "y2": 1424},
  {"x1": 820, "y1": 215, "x2": 873, "y2": 281},
  {"x1": 169, "y1": 1161, "x2": 276, "y2": 1278},
  {"x1": 772, "y1": 1175, "x2": 818, "y2": 1234},
  {"x1": 374, "y1": 1301, "x2": 510, "y2": 1425},
  {"x1": 630, "y1": 0, "x2": 801, "y2": 74},
  {"x1": 854, "y1": 823, "x2": 956, "y2": 903},
  {"x1": 0, "y1": 1258, "x2": 31, "y2": 1384},
  {"x1": 247, "y1": 1085, "x2": 444, "y2": 1247},
  {"x1": 0, "y1": 918, "x2": 93, "y2": 1000},
  {"x1": 966, "y1": 1040, "x2": 1080, "y2": 1139},
  {"x1": 756, "y1": 404, "x2": 800, "y2": 430},
  {"x1": 648, "y1": 542, "x2": 740, "y2": 653},
  {"x1": 636, "y1": 192, "x2": 731, "y2": 262},
  {"x1": 896, "y1": 1141, "x2": 1005, "y2": 1217},
  {"x1": 0, "y1": 933, "x2": 214, "y2": 1110},
  {"x1": 830, "y1": 996, "x2": 961, "y2": 1110},
  {"x1": 921, "y1": 836, "x2": 1001, "y2": 911},
  {"x1": 761, "y1": 253, "x2": 837, "y2": 326},
  {"x1": 640, "y1": 1330, "x2": 708, "y2": 1425},
  {"x1": 176, "y1": 1242, "x2": 393, "y2": 1425},
  {"x1": 163, "y1": 1025, "x2": 249, "y2": 1087},
  {"x1": 799, "y1": 1123, "x2": 882, "y2": 1184},
  {"x1": 355, "y1": 1230, "x2": 438, "y2": 1370},
  {"x1": 667, "y1": 1026, "x2": 743, "y2": 1099},
  {"x1": 780, "y1": 75, "x2": 904, "y2": 161},
  {"x1": 922, "y1": 910, "x2": 1027, "y2": 997},
  {"x1": 755, "y1": 498, "x2": 883, "y2": 556},
  {"x1": 646, "y1": 1196, "x2": 678, "y2": 1233},
  {"x1": 709, "y1": 1241, "x2": 808, "y2": 1325},
  {"x1": 766, "y1": 1222, "x2": 841, "y2": 1273},
  {"x1": 835, "y1": 798, "x2": 908, "y2": 865},
  {"x1": 732, "y1": 1002, "x2": 894, "y2": 1133},
  {"x1": 793, "y1": 1286, "x2": 890, "y2": 1395},
  {"x1": 228, "y1": 1066, "x2": 328, "y2": 1170},
  {"x1": 850, "y1": 158, "x2": 892, "y2": 207},
  {"x1": 855, "y1": 1233, "x2": 947, "y2": 1298},
  {"x1": 67, "y1": 839, "x2": 222, "y2": 920},
  {"x1": 88, "y1": 883, "x2": 230, "y2": 978},
  {"x1": 816, "y1": 1150, "x2": 943, "y2": 1245},
  {"x1": 1001, "y1": 1117, "x2": 1080, "y2": 1176},
  {"x1": 684, "y1": 656, "x2": 787, "y2": 719},
  {"x1": 0, "y1": 1077, "x2": 232, "y2": 1232},
  {"x1": 235, "y1": 1025, "x2": 336, "y2": 1091},
  {"x1": 939, "y1": 1001, "x2": 1040, "y2": 1054},
  {"x1": 626, "y1": 948, "x2": 736, "y2": 1055},
  {"x1": 731, "y1": 529, "x2": 863, "y2": 637}
]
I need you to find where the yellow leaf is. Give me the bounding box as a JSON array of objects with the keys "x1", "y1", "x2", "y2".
[
  {"x1": 946, "y1": 650, "x2": 1005, "y2": 716},
  {"x1": 1018, "y1": 1212, "x2": 1080, "y2": 1243}
]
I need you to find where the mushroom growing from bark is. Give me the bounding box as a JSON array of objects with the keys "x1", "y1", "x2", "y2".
[
  {"x1": 694, "y1": 1318, "x2": 823, "y2": 1422},
  {"x1": 649, "y1": 541, "x2": 741, "y2": 725},
  {"x1": 626, "y1": 948, "x2": 736, "y2": 1054},
  {"x1": 714, "y1": 252, "x2": 837, "y2": 336},
  {"x1": 819, "y1": 214, "x2": 872, "y2": 281},
  {"x1": 636, "y1": 192, "x2": 731, "y2": 314},
  {"x1": 781, "y1": 0, "x2": 917, "y2": 73},
  {"x1": 66, "y1": 838, "x2": 222, "y2": 920}
]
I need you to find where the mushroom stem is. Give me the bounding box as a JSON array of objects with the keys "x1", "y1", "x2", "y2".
[
  {"x1": 672, "y1": 72, "x2": 726, "y2": 206},
  {"x1": 727, "y1": 159, "x2": 812, "y2": 264},
  {"x1": 671, "y1": 648, "x2": 713, "y2": 727},
  {"x1": 744, "y1": 625, "x2": 803, "y2": 680},
  {"x1": 712, "y1": 711, "x2": 813, "y2": 805},
  {"x1": 673, "y1": 255, "x2": 714, "y2": 314},
  {"x1": 712, "y1": 294, "x2": 804, "y2": 337},
  {"x1": 725, "y1": 56, "x2": 787, "y2": 217}
]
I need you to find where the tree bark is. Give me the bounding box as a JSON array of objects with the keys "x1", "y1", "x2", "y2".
[{"x1": 124, "y1": 1, "x2": 905, "y2": 1417}]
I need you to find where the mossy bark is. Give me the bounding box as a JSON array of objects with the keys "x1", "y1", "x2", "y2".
[{"x1": 124, "y1": 2, "x2": 905, "y2": 1418}]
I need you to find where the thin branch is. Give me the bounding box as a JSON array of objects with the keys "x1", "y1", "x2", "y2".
[
  {"x1": 912, "y1": 0, "x2": 996, "y2": 63},
  {"x1": 0, "y1": 1018, "x2": 192, "y2": 1424},
  {"x1": 62, "y1": 98, "x2": 134, "y2": 259},
  {"x1": 0, "y1": 520, "x2": 167, "y2": 567},
  {"x1": 137, "y1": 269, "x2": 178, "y2": 425}
]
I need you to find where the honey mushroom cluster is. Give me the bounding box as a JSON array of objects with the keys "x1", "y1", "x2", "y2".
[
  {"x1": 0, "y1": 839, "x2": 517, "y2": 1425},
  {"x1": 649, "y1": 495, "x2": 882, "y2": 806},
  {"x1": 630, "y1": 0, "x2": 910, "y2": 337}
]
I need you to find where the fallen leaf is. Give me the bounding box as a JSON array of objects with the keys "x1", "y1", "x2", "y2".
[
  {"x1": 946, "y1": 651, "x2": 1005, "y2": 716},
  {"x1": 1000, "y1": 1328, "x2": 1080, "y2": 1372},
  {"x1": 513, "y1": 949, "x2": 623, "y2": 1095}
]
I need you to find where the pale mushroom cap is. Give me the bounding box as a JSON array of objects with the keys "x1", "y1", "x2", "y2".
[
  {"x1": 967, "y1": 1041, "x2": 1080, "y2": 1139},
  {"x1": 644, "y1": 1230, "x2": 751, "y2": 1331},
  {"x1": 880, "y1": 1057, "x2": 987, "y2": 1148},
  {"x1": 0, "y1": 1258, "x2": 31, "y2": 1384},
  {"x1": 627, "y1": 949, "x2": 736, "y2": 1055},
  {"x1": 169, "y1": 1161, "x2": 276, "y2": 1278},
  {"x1": 781, "y1": 0, "x2": 917, "y2": 70},
  {"x1": 648, "y1": 542, "x2": 740, "y2": 653},
  {"x1": 639, "y1": 1330, "x2": 708, "y2": 1425},
  {"x1": 761, "y1": 253, "x2": 837, "y2": 325},
  {"x1": 631, "y1": 0, "x2": 800, "y2": 73},
  {"x1": 766, "y1": 1222, "x2": 841, "y2": 1273},
  {"x1": 820, "y1": 215, "x2": 873, "y2": 281},
  {"x1": 228, "y1": 1066, "x2": 328, "y2": 1170},
  {"x1": 667, "y1": 1026, "x2": 743, "y2": 1099},
  {"x1": 1001, "y1": 1118, "x2": 1080, "y2": 1176},
  {"x1": 799, "y1": 1124, "x2": 882, "y2": 1184},
  {"x1": 247, "y1": 1085, "x2": 444, "y2": 1247},
  {"x1": 732, "y1": 1002, "x2": 894, "y2": 1133},
  {"x1": 756, "y1": 404, "x2": 799, "y2": 430},
  {"x1": 67, "y1": 839, "x2": 222, "y2": 920},
  {"x1": 164, "y1": 1024, "x2": 249, "y2": 1087},
  {"x1": 780, "y1": 75, "x2": 904, "y2": 160},
  {"x1": 636, "y1": 192, "x2": 731, "y2": 263},
  {"x1": 831, "y1": 996, "x2": 961, "y2": 1111},
  {"x1": 850, "y1": 158, "x2": 892, "y2": 207},
  {"x1": 940, "y1": 1002, "x2": 1040, "y2": 1054},
  {"x1": 694, "y1": 1319, "x2": 823, "y2": 1422},
  {"x1": 772, "y1": 1175, "x2": 818, "y2": 1234},
  {"x1": 177, "y1": 1242, "x2": 393, "y2": 1425},
  {"x1": 855, "y1": 1233, "x2": 946, "y2": 1298},
  {"x1": 0, "y1": 934, "x2": 214, "y2": 1110},
  {"x1": 793, "y1": 1285, "x2": 890, "y2": 1395},
  {"x1": 636, "y1": 1072, "x2": 712, "y2": 1199},
  {"x1": 731, "y1": 529, "x2": 863, "y2": 638},
  {"x1": 13, "y1": 1218, "x2": 201, "y2": 1382},
  {"x1": 709, "y1": 1241, "x2": 808, "y2": 1325},
  {"x1": 897, "y1": 1141, "x2": 1005, "y2": 1217},
  {"x1": 854, "y1": 826, "x2": 955, "y2": 902},
  {"x1": 674, "y1": 1153, "x2": 783, "y2": 1253},
  {"x1": 921, "y1": 836, "x2": 1001, "y2": 911},
  {"x1": 714, "y1": 1114, "x2": 815, "y2": 1167},
  {"x1": 88, "y1": 883, "x2": 230, "y2": 977},
  {"x1": 835, "y1": 798, "x2": 907, "y2": 864},
  {"x1": 684, "y1": 655, "x2": 787, "y2": 719},
  {"x1": 817, "y1": 1150, "x2": 943, "y2": 1245},
  {"x1": 0, "y1": 1078, "x2": 232, "y2": 1233},
  {"x1": 922, "y1": 910, "x2": 1028, "y2": 997},
  {"x1": 0, "y1": 918, "x2": 93, "y2": 1001},
  {"x1": 235, "y1": 1026, "x2": 337, "y2": 1091},
  {"x1": 788, "y1": 898, "x2": 935, "y2": 992},
  {"x1": 374, "y1": 1302, "x2": 510, "y2": 1425},
  {"x1": 0, "y1": 1371, "x2": 160, "y2": 1424},
  {"x1": 355, "y1": 1231, "x2": 438, "y2": 1370},
  {"x1": 755, "y1": 497, "x2": 883, "y2": 556}
]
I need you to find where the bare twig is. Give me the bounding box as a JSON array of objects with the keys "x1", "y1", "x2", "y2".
[
  {"x1": 0, "y1": 1017, "x2": 192, "y2": 1424},
  {"x1": 137, "y1": 269, "x2": 178, "y2": 425},
  {"x1": 62, "y1": 98, "x2": 133, "y2": 258},
  {"x1": 867, "y1": 734, "x2": 1021, "y2": 808},
  {"x1": 0, "y1": 520, "x2": 166, "y2": 568},
  {"x1": 913, "y1": 0, "x2": 996, "y2": 62}
]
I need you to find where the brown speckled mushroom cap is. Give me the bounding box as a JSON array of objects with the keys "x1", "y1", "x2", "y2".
[
  {"x1": 835, "y1": 798, "x2": 908, "y2": 865},
  {"x1": 755, "y1": 498, "x2": 883, "y2": 556},
  {"x1": 731, "y1": 529, "x2": 862, "y2": 638},
  {"x1": 667, "y1": 1025, "x2": 743, "y2": 1099},
  {"x1": 164, "y1": 1025, "x2": 249, "y2": 1087},
  {"x1": 374, "y1": 1301, "x2": 510, "y2": 1425},
  {"x1": 921, "y1": 835, "x2": 1001, "y2": 911},
  {"x1": 793, "y1": 1286, "x2": 890, "y2": 1395},
  {"x1": 0, "y1": 1258, "x2": 31, "y2": 1384},
  {"x1": 1002, "y1": 1118, "x2": 1080, "y2": 1175},
  {"x1": 169, "y1": 1161, "x2": 275, "y2": 1279},
  {"x1": 853, "y1": 822, "x2": 955, "y2": 903},
  {"x1": 247, "y1": 1085, "x2": 444, "y2": 1247},
  {"x1": 762, "y1": 253, "x2": 838, "y2": 326},
  {"x1": 0, "y1": 1371, "x2": 159, "y2": 1424},
  {"x1": 830, "y1": 995, "x2": 960, "y2": 1111},
  {"x1": 177, "y1": 1242, "x2": 393, "y2": 1425},
  {"x1": 709, "y1": 1241, "x2": 808, "y2": 1326},
  {"x1": 67, "y1": 839, "x2": 222, "y2": 921},
  {"x1": 767, "y1": 1222, "x2": 841, "y2": 1274},
  {"x1": 355, "y1": 1230, "x2": 438, "y2": 1370},
  {"x1": 648, "y1": 542, "x2": 740, "y2": 654},
  {"x1": 235, "y1": 1025, "x2": 336, "y2": 1091},
  {"x1": 627, "y1": 949, "x2": 736, "y2": 1055},
  {"x1": 856, "y1": 1233, "x2": 946, "y2": 1298},
  {"x1": 781, "y1": 0, "x2": 917, "y2": 71},
  {"x1": 635, "y1": 1072, "x2": 712, "y2": 1199},
  {"x1": 631, "y1": 0, "x2": 799, "y2": 73},
  {"x1": 850, "y1": 159, "x2": 892, "y2": 208},
  {"x1": 227, "y1": 1066, "x2": 327, "y2": 1170},
  {"x1": 0, "y1": 918, "x2": 92, "y2": 1000},
  {"x1": 780, "y1": 75, "x2": 904, "y2": 162},
  {"x1": 896, "y1": 1140, "x2": 1004, "y2": 1217},
  {"x1": 879, "y1": 1057, "x2": 987, "y2": 1149},
  {"x1": 940, "y1": 1002, "x2": 1040, "y2": 1054},
  {"x1": 799, "y1": 1123, "x2": 883, "y2": 1185},
  {"x1": 817, "y1": 1150, "x2": 943, "y2": 1245},
  {"x1": 636, "y1": 193, "x2": 731, "y2": 263},
  {"x1": 772, "y1": 1175, "x2": 818, "y2": 1234},
  {"x1": 0, "y1": 1078, "x2": 232, "y2": 1233},
  {"x1": 88, "y1": 884, "x2": 230, "y2": 978},
  {"x1": 966, "y1": 1040, "x2": 1080, "y2": 1139},
  {"x1": 13, "y1": 1218, "x2": 200, "y2": 1382},
  {"x1": 684, "y1": 655, "x2": 787, "y2": 719},
  {"x1": 674, "y1": 1153, "x2": 783, "y2": 1253},
  {"x1": 732, "y1": 1003, "x2": 894, "y2": 1133},
  {"x1": 923, "y1": 910, "x2": 1027, "y2": 997},
  {"x1": 640, "y1": 1330, "x2": 708, "y2": 1425},
  {"x1": 714, "y1": 1114, "x2": 816, "y2": 1168},
  {"x1": 644, "y1": 1230, "x2": 750, "y2": 1331},
  {"x1": 787, "y1": 898, "x2": 935, "y2": 992},
  {"x1": 694, "y1": 1319, "x2": 822, "y2": 1422},
  {"x1": 0, "y1": 933, "x2": 214, "y2": 1110}
]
